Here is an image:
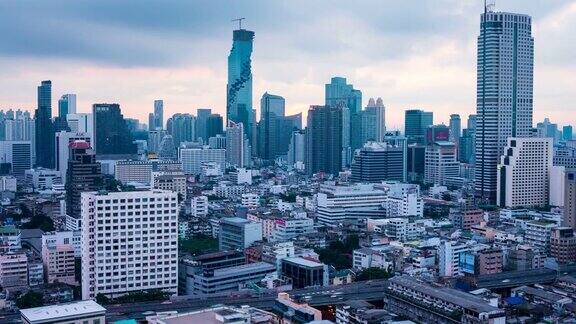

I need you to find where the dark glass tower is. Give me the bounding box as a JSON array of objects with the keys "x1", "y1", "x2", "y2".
[
  {"x1": 305, "y1": 105, "x2": 343, "y2": 176},
  {"x1": 404, "y1": 109, "x2": 433, "y2": 145},
  {"x1": 227, "y1": 29, "x2": 255, "y2": 145},
  {"x1": 206, "y1": 114, "x2": 224, "y2": 139},
  {"x1": 65, "y1": 140, "x2": 103, "y2": 220},
  {"x1": 35, "y1": 80, "x2": 55, "y2": 168},
  {"x1": 92, "y1": 103, "x2": 137, "y2": 155}
]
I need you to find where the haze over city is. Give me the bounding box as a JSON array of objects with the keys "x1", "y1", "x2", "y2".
[{"x1": 0, "y1": 0, "x2": 575, "y2": 128}]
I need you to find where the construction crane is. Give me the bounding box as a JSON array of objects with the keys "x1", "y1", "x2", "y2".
[{"x1": 231, "y1": 18, "x2": 246, "y2": 30}]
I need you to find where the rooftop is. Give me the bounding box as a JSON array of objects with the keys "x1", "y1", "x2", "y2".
[
  {"x1": 20, "y1": 300, "x2": 105, "y2": 323},
  {"x1": 389, "y1": 276, "x2": 503, "y2": 314},
  {"x1": 283, "y1": 257, "x2": 324, "y2": 268}
]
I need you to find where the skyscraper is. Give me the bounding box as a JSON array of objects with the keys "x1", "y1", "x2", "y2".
[
  {"x1": 360, "y1": 98, "x2": 386, "y2": 145},
  {"x1": 563, "y1": 126, "x2": 573, "y2": 141},
  {"x1": 449, "y1": 114, "x2": 461, "y2": 152},
  {"x1": 475, "y1": 7, "x2": 534, "y2": 204},
  {"x1": 404, "y1": 109, "x2": 433, "y2": 144},
  {"x1": 35, "y1": 80, "x2": 55, "y2": 168},
  {"x1": 166, "y1": 113, "x2": 195, "y2": 147},
  {"x1": 65, "y1": 140, "x2": 103, "y2": 222},
  {"x1": 206, "y1": 114, "x2": 224, "y2": 139},
  {"x1": 153, "y1": 99, "x2": 164, "y2": 130},
  {"x1": 351, "y1": 141, "x2": 405, "y2": 183},
  {"x1": 227, "y1": 28, "x2": 255, "y2": 145},
  {"x1": 195, "y1": 108, "x2": 212, "y2": 143},
  {"x1": 226, "y1": 121, "x2": 245, "y2": 168},
  {"x1": 258, "y1": 92, "x2": 285, "y2": 160},
  {"x1": 305, "y1": 105, "x2": 343, "y2": 176},
  {"x1": 563, "y1": 170, "x2": 576, "y2": 230},
  {"x1": 325, "y1": 77, "x2": 362, "y2": 164},
  {"x1": 58, "y1": 94, "x2": 77, "y2": 118},
  {"x1": 92, "y1": 103, "x2": 137, "y2": 155}
]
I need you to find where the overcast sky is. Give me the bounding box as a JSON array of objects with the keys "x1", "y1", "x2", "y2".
[{"x1": 0, "y1": 0, "x2": 574, "y2": 129}]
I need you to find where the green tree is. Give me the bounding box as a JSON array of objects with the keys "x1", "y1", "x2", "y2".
[
  {"x1": 16, "y1": 291, "x2": 44, "y2": 309},
  {"x1": 356, "y1": 267, "x2": 393, "y2": 281}
]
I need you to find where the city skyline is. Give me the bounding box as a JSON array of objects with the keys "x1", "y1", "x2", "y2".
[{"x1": 0, "y1": 1, "x2": 574, "y2": 128}]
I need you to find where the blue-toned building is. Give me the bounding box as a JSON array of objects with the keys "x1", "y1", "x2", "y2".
[
  {"x1": 34, "y1": 80, "x2": 55, "y2": 168},
  {"x1": 227, "y1": 29, "x2": 255, "y2": 145}
]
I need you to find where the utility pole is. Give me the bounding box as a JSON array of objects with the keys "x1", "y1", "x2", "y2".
[{"x1": 231, "y1": 18, "x2": 245, "y2": 30}]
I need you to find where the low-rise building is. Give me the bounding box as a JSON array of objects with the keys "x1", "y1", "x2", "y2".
[
  {"x1": 20, "y1": 300, "x2": 106, "y2": 324},
  {"x1": 280, "y1": 257, "x2": 328, "y2": 289},
  {"x1": 384, "y1": 276, "x2": 506, "y2": 323},
  {"x1": 0, "y1": 252, "x2": 28, "y2": 292},
  {"x1": 190, "y1": 262, "x2": 275, "y2": 295},
  {"x1": 550, "y1": 227, "x2": 576, "y2": 263},
  {"x1": 191, "y1": 195, "x2": 209, "y2": 217}
]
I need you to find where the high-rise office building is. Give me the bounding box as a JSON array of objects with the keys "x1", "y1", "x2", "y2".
[
  {"x1": 226, "y1": 121, "x2": 246, "y2": 168},
  {"x1": 92, "y1": 103, "x2": 137, "y2": 155},
  {"x1": 424, "y1": 141, "x2": 459, "y2": 186},
  {"x1": 360, "y1": 98, "x2": 386, "y2": 145},
  {"x1": 206, "y1": 114, "x2": 224, "y2": 139},
  {"x1": 258, "y1": 92, "x2": 285, "y2": 160},
  {"x1": 325, "y1": 77, "x2": 362, "y2": 164},
  {"x1": 425, "y1": 124, "x2": 450, "y2": 145},
  {"x1": 166, "y1": 113, "x2": 195, "y2": 147},
  {"x1": 227, "y1": 28, "x2": 255, "y2": 145},
  {"x1": 65, "y1": 140, "x2": 103, "y2": 222},
  {"x1": 449, "y1": 114, "x2": 461, "y2": 158},
  {"x1": 158, "y1": 135, "x2": 177, "y2": 160},
  {"x1": 351, "y1": 141, "x2": 405, "y2": 183},
  {"x1": 150, "y1": 99, "x2": 164, "y2": 130},
  {"x1": 563, "y1": 169, "x2": 576, "y2": 230},
  {"x1": 195, "y1": 108, "x2": 212, "y2": 143},
  {"x1": 497, "y1": 138, "x2": 552, "y2": 208},
  {"x1": 55, "y1": 131, "x2": 92, "y2": 181},
  {"x1": 58, "y1": 94, "x2": 77, "y2": 118},
  {"x1": 475, "y1": 8, "x2": 534, "y2": 204},
  {"x1": 0, "y1": 141, "x2": 32, "y2": 178},
  {"x1": 404, "y1": 109, "x2": 433, "y2": 144},
  {"x1": 66, "y1": 113, "x2": 94, "y2": 140},
  {"x1": 305, "y1": 105, "x2": 343, "y2": 176},
  {"x1": 563, "y1": 126, "x2": 573, "y2": 141},
  {"x1": 35, "y1": 80, "x2": 55, "y2": 168},
  {"x1": 81, "y1": 190, "x2": 178, "y2": 300},
  {"x1": 459, "y1": 129, "x2": 475, "y2": 164},
  {"x1": 287, "y1": 130, "x2": 305, "y2": 168}
]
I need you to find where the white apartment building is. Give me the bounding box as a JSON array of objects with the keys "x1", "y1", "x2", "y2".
[
  {"x1": 261, "y1": 241, "x2": 296, "y2": 273},
  {"x1": 0, "y1": 252, "x2": 28, "y2": 292},
  {"x1": 273, "y1": 216, "x2": 315, "y2": 242},
  {"x1": 497, "y1": 137, "x2": 553, "y2": 208},
  {"x1": 191, "y1": 195, "x2": 209, "y2": 217},
  {"x1": 438, "y1": 240, "x2": 472, "y2": 277},
  {"x1": 524, "y1": 220, "x2": 556, "y2": 253},
  {"x1": 549, "y1": 165, "x2": 565, "y2": 207},
  {"x1": 152, "y1": 171, "x2": 187, "y2": 200},
  {"x1": 24, "y1": 168, "x2": 62, "y2": 190},
  {"x1": 115, "y1": 160, "x2": 182, "y2": 186},
  {"x1": 424, "y1": 141, "x2": 459, "y2": 186},
  {"x1": 316, "y1": 183, "x2": 387, "y2": 226},
  {"x1": 179, "y1": 147, "x2": 225, "y2": 175},
  {"x1": 0, "y1": 176, "x2": 17, "y2": 192},
  {"x1": 384, "y1": 218, "x2": 421, "y2": 241},
  {"x1": 241, "y1": 193, "x2": 260, "y2": 209},
  {"x1": 81, "y1": 190, "x2": 179, "y2": 300},
  {"x1": 42, "y1": 231, "x2": 82, "y2": 257},
  {"x1": 42, "y1": 232, "x2": 76, "y2": 285},
  {"x1": 384, "y1": 193, "x2": 423, "y2": 218},
  {"x1": 213, "y1": 183, "x2": 246, "y2": 199}
]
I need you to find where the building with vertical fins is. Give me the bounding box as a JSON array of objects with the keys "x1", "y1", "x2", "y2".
[
  {"x1": 226, "y1": 121, "x2": 245, "y2": 168},
  {"x1": 305, "y1": 105, "x2": 343, "y2": 176},
  {"x1": 258, "y1": 92, "x2": 285, "y2": 161},
  {"x1": 227, "y1": 28, "x2": 255, "y2": 146},
  {"x1": 404, "y1": 109, "x2": 433, "y2": 145},
  {"x1": 35, "y1": 80, "x2": 55, "y2": 168},
  {"x1": 475, "y1": 7, "x2": 534, "y2": 204}
]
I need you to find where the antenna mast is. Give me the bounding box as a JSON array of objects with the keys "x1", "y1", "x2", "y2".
[{"x1": 231, "y1": 18, "x2": 246, "y2": 30}]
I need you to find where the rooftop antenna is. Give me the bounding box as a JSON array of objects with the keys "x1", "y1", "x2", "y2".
[
  {"x1": 485, "y1": 0, "x2": 495, "y2": 13},
  {"x1": 231, "y1": 18, "x2": 246, "y2": 30}
]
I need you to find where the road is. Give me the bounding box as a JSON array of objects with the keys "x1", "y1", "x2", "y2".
[{"x1": 2, "y1": 279, "x2": 389, "y2": 323}]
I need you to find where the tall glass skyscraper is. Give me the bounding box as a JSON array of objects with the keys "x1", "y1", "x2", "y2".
[
  {"x1": 58, "y1": 94, "x2": 77, "y2": 118},
  {"x1": 35, "y1": 80, "x2": 55, "y2": 168},
  {"x1": 227, "y1": 29, "x2": 255, "y2": 145},
  {"x1": 404, "y1": 109, "x2": 433, "y2": 144},
  {"x1": 92, "y1": 103, "x2": 137, "y2": 155},
  {"x1": 475, "y1": 7, "x2": 534, "y2": 204},
  {"x1": 258, "y1": 92, "x2": 285, "y2": 160}
]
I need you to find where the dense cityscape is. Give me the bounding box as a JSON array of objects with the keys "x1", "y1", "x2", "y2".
[{"x1": 1, "y1": 2, "x2": 576, "y2": 324}]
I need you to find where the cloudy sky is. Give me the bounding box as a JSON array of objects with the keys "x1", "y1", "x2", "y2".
[{"x1": 0, "y1": 0, "x2": 574, "y2": 129}]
